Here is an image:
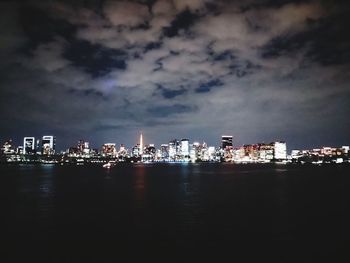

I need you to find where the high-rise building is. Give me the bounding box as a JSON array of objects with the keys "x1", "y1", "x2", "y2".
[
  {"x1": 181, "y1": 139, "x2": 189, "y2": 157},
  {"x1": 73, "y1": 140, "x2": 90, "y2": 156},
  {"x1": 144, "y1": 144, "x2": 156, "y2": 155},
  {"x1": 42, "y1": 136, "x2": 56, "y2": 155},
  {"x1": 36, "y1": 139, "x2": 41, "y2": 154},
  {"x1": 208, "y1": 146, "x2": 216, "y2": 161},
  {"x1": 23, "y1": 137, "x2": 35, "y2": 154},
  {"x1": 160, "y1": 144, "x2": 169, "y2": 159},
  {"x1": 221, "y1": 135, "x2": 233, "y2": 149},
  {"x1": 83, "y1": 141, "x2": 90, "y2": 154},
  {"x1": 16, "y1": 146, "x2": 23, "y2": 155},
  {"x1": 118, "y1": 144, "x2": 127, "y2": 157},
  {"x1": 102, "y1": 143, "x2": 116, "y2": 157},
  {"x1": 168, "y1": 139, "x2": 179, "y2": 160},
  {"x1": 273, "y1": 141, "x2": 287, "y2": 160},
  {"x1": 143, "y1": 144, "x2": 156, "y2": 162},
  {"x1": 1, "y1": 139, "x2": 15, "y2": 155},
  {"x1": 190, "y1": 142, "x2": 201, "y2": 161},
  {"x1": 77, "y1": 140, "x2": 86, "y2": 155},
  {"x1": 132, "y1": 144, "x2": 140, "y2": 157},
  {"x1": 258, "y1": 143, "x2": 274, "y2": 161}
]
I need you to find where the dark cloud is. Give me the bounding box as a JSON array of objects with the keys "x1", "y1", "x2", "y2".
[
  {"x1": 261, "y1": 2, "x2": 350, "y2": 65},
  {"x1": 93, "y1": 124, "x2": 124, "y2": 131},
  {"x1": 147, "y1": 104, "x2": 197, "y2": 117},
  {"x1": 241, "y1": 0, "x2": 310, "y2": 10},
  {"x1": 163, "y1": 10, "x2": 199, "y2": 37},
  {"x1": 144, "y1": 41, "x2": 162, "y2": 52},
  {"x1": 68, "y1": 88, "x2": 106, "y2": 99},
  {"x1": 157, "y1": 85, "x2": 187, "y2": 98},
  {"x1": 195, "y1": 79, "x2": 223, "y2": 93},
  {"x1": 63, "y1": 40, "x2": 127, "y2": 77},
  {"x1": 211, "y1": 50, "x2": 236, "y2": 61}
]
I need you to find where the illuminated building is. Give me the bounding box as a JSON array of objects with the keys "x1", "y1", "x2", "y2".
[
  {"x1": 83, "y1": 142, "x2": 90, "y2": 155},
  {"x1": 68, "y1": 146, "x2": 78, "y2": 156},
  {"x1": 36, "y1": 139, "x2": 41, "y2": 154},
  {"x1": 102, "y1": 143, "x2": 116, "y2": 157},
  {"x1": 160, "y1": 144, "x2": 169, "y2": 159},
  {"x1": 222, "y1": 135, "x2": 233, "y2": 150},
  {"x1": 168, "y1": 139, "x2": 179, "y2": 160},
  {"x1": 232, "y1": 147, "x2": 245, "y2": 162},
  {"x1": 144, "y1": 144, "x2": 156, "y2": 155},
  {"x1": 77, "y1": 140, "x2": 86, "y2": 155},
  {"x1": 23, "y1": 137, "x2": 35, "y2": 154},
  {"x1": 190, "y1": 142, "x2": 201, "y2": 161},
  {"x1": 273, "y1": 141, "x2": 287, "y2": 160},
  {"x1": 168, "y1": 142, "x2": 176, "y2": 159},
  {"x1": 1, "y1": 139, "x2": 15, "y2": 155},
  {"x1": 322, "y1": 147, "x2": 332, "y2": 156},
  {"x1": 132, "y1": 144, "x2": 140, "y2": 157},
  {"x1": 208, "y1": 146, "x2": 216, "y2": 161},
  {"x1": 140, "y1": 133, "x2": 143, "y2": 155},
  {"x1": 201, "y1": 142, "x2": 209, "y2": 161},
  {"x1": 72, "y1": 140, "x2": 91, "y2": 156},
  {"x1": 142, "y1": 144, "x2": 156, "y2": 162},
  {"x1": 180, "y1": 139, "x2": 189, "y2": 158},
  {"x1": 16, "y1": 146, "x2": 23, "y2": 155},
  {"x1": 291, "y1": 150, "x2": 302, "y2": 160},
  {"x1": 258, "y1": 143, "x2": 274, "y2": 161},
  {"x1": 41, "y1": 136, "x2": 56, "y2": 155},
  {"x1": 118, "y1": 144, "x2": 127, "y2": 157}
]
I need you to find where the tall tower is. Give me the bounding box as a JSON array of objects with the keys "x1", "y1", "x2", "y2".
[{"x1": 139, "y1": 132, "x2": 143, "y2": 155}]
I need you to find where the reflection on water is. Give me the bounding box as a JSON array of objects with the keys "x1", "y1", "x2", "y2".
[
  {"x1": 38, "y1": 166, "x2": 55, "y2": 223},
  {"x1": 1, "y1": 163, "x2": 350, "y2": 261},
  {"x1": 133, "y1": 164, "x2": 146, "y2": 205},
  {"x1": 175, "y1": 164, "x2": 202, "y2": 239}
]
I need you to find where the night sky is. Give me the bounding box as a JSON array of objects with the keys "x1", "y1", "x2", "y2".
[{"x1": 0, "y1": 0, "x2": 349, "y2": 151}]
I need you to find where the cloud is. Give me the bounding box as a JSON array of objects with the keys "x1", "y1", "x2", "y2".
[
  {"x1": 103, "y1": 1, "x2": 150, "y2": 28},
  {"x1": 157, "y1": 85, "x2": 188, "y2": 99},
  {"x1": 147, "y1": 104, "x2": 197, "y2": 117},
  {"x1": 0, "y1": 0, "x2": 349, "y2": 150},
  {"x1": 172, "y1": 0, "x2": 209, "y2": 12},
  {"x1": 28, "y1": 40, "x2": 70, "y2": 72}
]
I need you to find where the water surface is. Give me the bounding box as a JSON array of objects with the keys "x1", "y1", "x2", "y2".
[{"x1": 1, "y1": 163, "x2": 350, "y2": 262}]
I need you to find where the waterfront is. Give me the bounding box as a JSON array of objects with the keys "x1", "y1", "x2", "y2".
[{"x1": 1, "y1": 163, "x2": 350, "y2": 262}]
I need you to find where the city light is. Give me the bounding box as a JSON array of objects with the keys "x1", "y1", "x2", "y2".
[{"x1": 0, "y1": 133, "x2": 349, "y2": 165}]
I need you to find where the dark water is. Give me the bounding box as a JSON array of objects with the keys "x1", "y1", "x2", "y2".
[{"x1": 1, "y1": 163, "x2": 350, "y2": 262}]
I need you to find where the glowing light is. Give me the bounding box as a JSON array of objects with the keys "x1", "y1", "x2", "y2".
[{"x1": 140, "y1": 132, "x2": 143, "y2": 155}]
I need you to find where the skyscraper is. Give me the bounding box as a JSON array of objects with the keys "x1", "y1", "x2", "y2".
[
  {"x1": 1, "y1": 139, "x2": 15, "y2": 155},
  {"x1": 160, "y1": 144, "x2": 169, "y2": 159},
  {"x1": 23, "y1": 137, "x2": 35, "y2": 154},
  {"x1": 181, "y1": 139, "x2": 189, "y2": 157},
  {"x1": 42, "y1": 136, "x2": 56, "y2": 155},
  {"x1": 273, "y1": 141, "x2": 287, "y2": 160},
  {"x1": 102, "y1": 143, "x2": 116, "y2": 157},
  {"x1": 168, "y1": 139, "x2": 179, "y2": 160},
  {"x1": 221, "y1": 135, "x2": 233, "y2": 149}
]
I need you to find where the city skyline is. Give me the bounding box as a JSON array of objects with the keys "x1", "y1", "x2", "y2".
[
  {"x1": 3, "y1": 132, "x2": 266, "y2": 152},
  {"x1": 2, "y1": 132, "x2": 349, "y2": 165},
  {"x1": 2, "y1": 131, "x2": 348, "y2": 154},
  {"x1": 2, "y1": 130, "x2": 350, "y2": 154},
  {"x1": 1, "y1": 0, "x2": 349, "y2": 151}
]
